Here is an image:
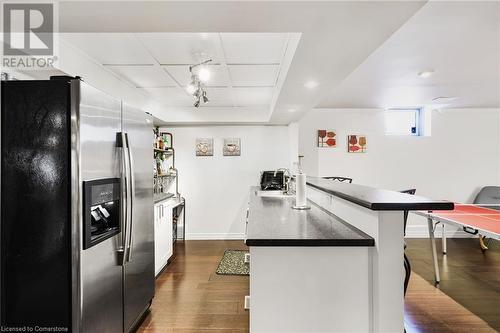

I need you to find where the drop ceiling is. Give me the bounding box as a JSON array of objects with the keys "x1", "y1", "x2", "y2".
[
  {"x1": 11, "y1": 1, "x2": 498, "y2": 124},
  {"x1": 52, "y1": 1, "x2": 427, "y2": 124},
  {"x1": 62, "y1": 32, "x2": 296, "y2": 109}
]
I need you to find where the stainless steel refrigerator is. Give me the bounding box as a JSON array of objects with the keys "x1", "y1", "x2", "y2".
[{"x1": 1, "y1": 77, "x2": 154, "y2": 332}]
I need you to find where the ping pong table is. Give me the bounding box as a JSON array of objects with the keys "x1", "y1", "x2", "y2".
[{"x1": 414, "y1": 204, "x2": 500, "y2": 284}]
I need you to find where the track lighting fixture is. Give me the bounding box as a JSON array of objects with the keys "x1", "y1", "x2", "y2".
[{"x1": 186, "y1": 59, "x2": 212, "y2": 108}]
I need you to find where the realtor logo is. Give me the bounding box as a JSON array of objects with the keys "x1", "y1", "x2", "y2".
[{"x1": 3, "y1": 3, "x2": 54, "y2": 56}]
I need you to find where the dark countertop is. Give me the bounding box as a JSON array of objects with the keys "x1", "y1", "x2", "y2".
[
  {"x1": 154, "y1": 193, "x2": 174, "y2": 204},
  {"x1": 245, "y1": 187, "x2": 374, "y2": 247},
  {"x1": 306, "y1": 177, "x2": 454, "y2": 211},
  {"x1": 163, "y1": 196, "x2": 185, "y2": 208}
]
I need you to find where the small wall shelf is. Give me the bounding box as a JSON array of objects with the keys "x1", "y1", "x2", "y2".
[
  {"x1": 155, "y1": 173, "x2": 176, "y2": 178},
  {"x1": 154, "y1": 148, "x2": 173, "y2": 155},
  {"x1": 153, "y1": 128, "x2": 180, "y2": 196}
]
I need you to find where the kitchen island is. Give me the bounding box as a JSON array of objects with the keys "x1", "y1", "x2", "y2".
[{"x1": 245, "y1": 179, "x2": 453, "y2": 333}]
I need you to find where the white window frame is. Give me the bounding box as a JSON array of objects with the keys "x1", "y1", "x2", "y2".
[{"x1": 385, "y1": 107, "x2": 424, "y2": 136}]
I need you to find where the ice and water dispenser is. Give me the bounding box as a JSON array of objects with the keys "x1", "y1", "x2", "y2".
[{"x1": 83, "y1": 178, "x2": 121, "y2": 249}]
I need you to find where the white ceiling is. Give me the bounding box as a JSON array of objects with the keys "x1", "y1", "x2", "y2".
[
  {"x1": 62, "y1": 32, "x2": 295, "y2": 110},
  {"x1": 55, "y1": 1, "x2": 426, "y2": 124},
  {"x1": 13, "y1": 1, "x2": 498, "y2": 124},
  {"x1": 318, "y1": 1, "x2": 500, "y2": 109}
]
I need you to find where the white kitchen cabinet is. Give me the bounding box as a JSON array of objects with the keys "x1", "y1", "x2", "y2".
[
  {"x1": 163, "y1": 203, "x2": 173, "y2": 261},
  {"x1": 154, "y1": 200, "x2": 174, "y2": 276}
]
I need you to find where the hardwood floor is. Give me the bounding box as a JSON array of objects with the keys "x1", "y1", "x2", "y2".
[
  {"x1": 139, "y1": 241, "x2": 249, "y2": 332},
  {"x1": 404, "y1": 273, "x2": 496, "y2": 332},
  {"x1": 406, "y1": 238, "x2": 500, "y2": 332},
  {"x1": 138, "y1": 239, "x2": 498, "y2": 332}
]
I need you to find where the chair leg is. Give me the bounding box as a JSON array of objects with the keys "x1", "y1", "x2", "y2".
[
  {"x1": 403, "y1": 254, "x2": 411, "y2": 333},
  {"x1": 404, "y1": 253, "x2": 411, "y2": 297},
  {"x1": 479, "y1": 235, "x2": 489, "y2": 252}
]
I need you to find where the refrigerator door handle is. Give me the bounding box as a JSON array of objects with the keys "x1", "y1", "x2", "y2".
[
  {"x1": 117, "y1": 132, "x2": 130, "y2": 266},
  {"x1": 125, "y1": 133, "x2": 135, "y2": 262}
]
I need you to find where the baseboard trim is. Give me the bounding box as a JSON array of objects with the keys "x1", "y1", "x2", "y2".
[
  {"x1": 186, "y1": 233, "x2": 246, "y2": 240},
  {"x1": 185, "y1": 227, "x2": 475, "y2": 240},
  {"x1": 405, "y1": 225, "x2": 473, "y2": 238}
]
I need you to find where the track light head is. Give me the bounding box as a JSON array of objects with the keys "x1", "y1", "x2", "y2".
[{"x1": 188, "y1": 59, "x2": 212, "y2": 108}]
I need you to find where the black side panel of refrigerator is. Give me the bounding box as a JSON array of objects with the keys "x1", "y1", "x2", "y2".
[{"x1": 1, "y1": 81, "x2": 71, "y2": 329}]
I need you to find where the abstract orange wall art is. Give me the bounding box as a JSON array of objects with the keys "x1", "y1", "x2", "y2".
[
  {"x1": 318, "y1": 130, "x2": 337, "y2": 147},
  {"x1": 347, "y1": 135, "x2": 367, "y2": 153}
]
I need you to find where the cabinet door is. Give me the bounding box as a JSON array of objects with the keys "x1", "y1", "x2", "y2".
[
  {"x1": 153, "y1": 203, "x2": 161, "y2": 275},
  {"x1": 158, "y1": 203, "x2": 169, "y2": 272},
  {"x1": 164, "y1": 206, "x2": 173, "y2": 260},
  {"x1": 154, "y1": 202, "x2": 175, "y2": 275}
]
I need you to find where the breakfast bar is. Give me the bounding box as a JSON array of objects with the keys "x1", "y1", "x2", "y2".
[{"x1": 245, "y1": 179, "x2": 453, "y2": 333}]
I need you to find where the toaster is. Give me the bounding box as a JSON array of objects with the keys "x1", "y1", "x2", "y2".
[{"x1": 260, "y1": 171, "x2": 284, "y2": 191}]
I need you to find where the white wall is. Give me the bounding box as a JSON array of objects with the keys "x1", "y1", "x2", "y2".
[
  {"x1": 162, "y1": 109, "x2": 500, "y2": 239},
  {"x1": 299, "y1": 108, "x2": 500, "y2": 237},
  {"x1": 161, "y1": 125, "x2": 291, "y2": 240},
  {"x1": 288, "y1": 122, "x2": 300, "y2": 171}
]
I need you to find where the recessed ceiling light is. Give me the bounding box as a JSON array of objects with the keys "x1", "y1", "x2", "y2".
[
  {"x1": 288, "y1": 108, "x2": 297, "y2": 113},
  {"x1": 304, "y1": 80, "x2": 319, "y2": 89},
  {"x1": 418, "y1": 70, "x2": 434, "y2": 78},
  {"x1": 432, "y1": 96, "x2": 457, "y2": 102}
]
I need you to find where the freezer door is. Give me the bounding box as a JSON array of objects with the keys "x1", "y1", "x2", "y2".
[
  {"x1": 1, "y1": 80, "x2": 72, "y2": 329},
  {"x1": 122, "y1": 105, "x2": 154, "y2": 332},
  {"x1": 79, "y1": 82, "x2": 124, "y2": 333}
]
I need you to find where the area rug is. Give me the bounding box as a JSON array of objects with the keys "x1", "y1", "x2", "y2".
[{"x1": 215, "y1": 249, "x2": 250, "y2": 276}]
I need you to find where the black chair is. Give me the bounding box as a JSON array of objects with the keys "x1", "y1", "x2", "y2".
[
  {"x1": 400, "y1": 189, "x2": 416, "y2": 297},
  {"x1": 401, "y1": 189, "x2": 416, "y2": 333},
  {"x1": 322, "y1": 176, "x2": 353, "y2": 183}
]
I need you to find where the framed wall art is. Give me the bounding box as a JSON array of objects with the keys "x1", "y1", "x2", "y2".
[
  {"x1": 347, "y1": 135, "x2": 367, "y2": 153},
  {"x1": 318, "y1": 130, "x2": 337, "y2": 147},
  {"x1": 196, "y1": 138, "x2": 214, "y2": 156},
  {"x1": 223, "y1": 138, "x2": 241, "y2": 156}
]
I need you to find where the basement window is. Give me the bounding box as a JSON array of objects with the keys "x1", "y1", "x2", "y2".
[{"x1": 385, "y1": 108, "x2": 424, "y2": 136}]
